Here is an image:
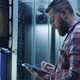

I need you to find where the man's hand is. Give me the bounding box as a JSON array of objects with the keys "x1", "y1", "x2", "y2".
[
  {"x1": 41, "y1": 61, "x2": 55, "y2": 73},
  {"x1": 26, "y1": 67, "x2": 48, "y2": 80},
  {"x1": 26, "y1": 67, "x2": 38, "y2": 76}
]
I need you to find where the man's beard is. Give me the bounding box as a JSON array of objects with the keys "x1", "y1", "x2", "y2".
[{"x1": 57, "y1": 16, "x2": 69, "y2": 36}]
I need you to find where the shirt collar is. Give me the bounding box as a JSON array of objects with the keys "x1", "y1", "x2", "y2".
[{"x1": 68, "y1": 19, "x2": 80, "y2": 33}]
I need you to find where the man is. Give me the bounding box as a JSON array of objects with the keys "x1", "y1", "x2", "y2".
[
  {"x1": 40, "y1": 0, "x2": 80, "y2": 80},
  {"x1": 26, "y1": 0, "x2": 80, "y2": 79}
]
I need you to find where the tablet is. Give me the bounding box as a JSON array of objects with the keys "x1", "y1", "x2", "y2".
[{"x1": 22, "y1": 63, "x2": 50, "y2": 77}]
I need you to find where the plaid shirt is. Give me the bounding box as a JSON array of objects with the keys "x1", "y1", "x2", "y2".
[{"x1": 45, "y1": 19, "x2": 80, "y2": 80}]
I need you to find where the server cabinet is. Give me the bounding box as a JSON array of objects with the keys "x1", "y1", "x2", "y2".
[
  {"x1": 16, "y1": 0, "x2": 52, "y2": 80},
  {"x1": 0, "y1": 0, "x2": 11, "y2": 80}
]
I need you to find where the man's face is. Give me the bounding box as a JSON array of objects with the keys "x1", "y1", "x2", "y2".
[{"x1": 48, "y1": 8, "x2": 68, "y2": 36}]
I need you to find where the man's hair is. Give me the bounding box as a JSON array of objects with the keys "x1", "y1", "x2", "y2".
[{"x1": 46, "y1": 0, "x2": 74, "y2": 14}]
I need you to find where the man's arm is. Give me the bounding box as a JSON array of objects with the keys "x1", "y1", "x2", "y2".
[{"x1": 42, "y1": 28, "x2": 80, "y2": 80}]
